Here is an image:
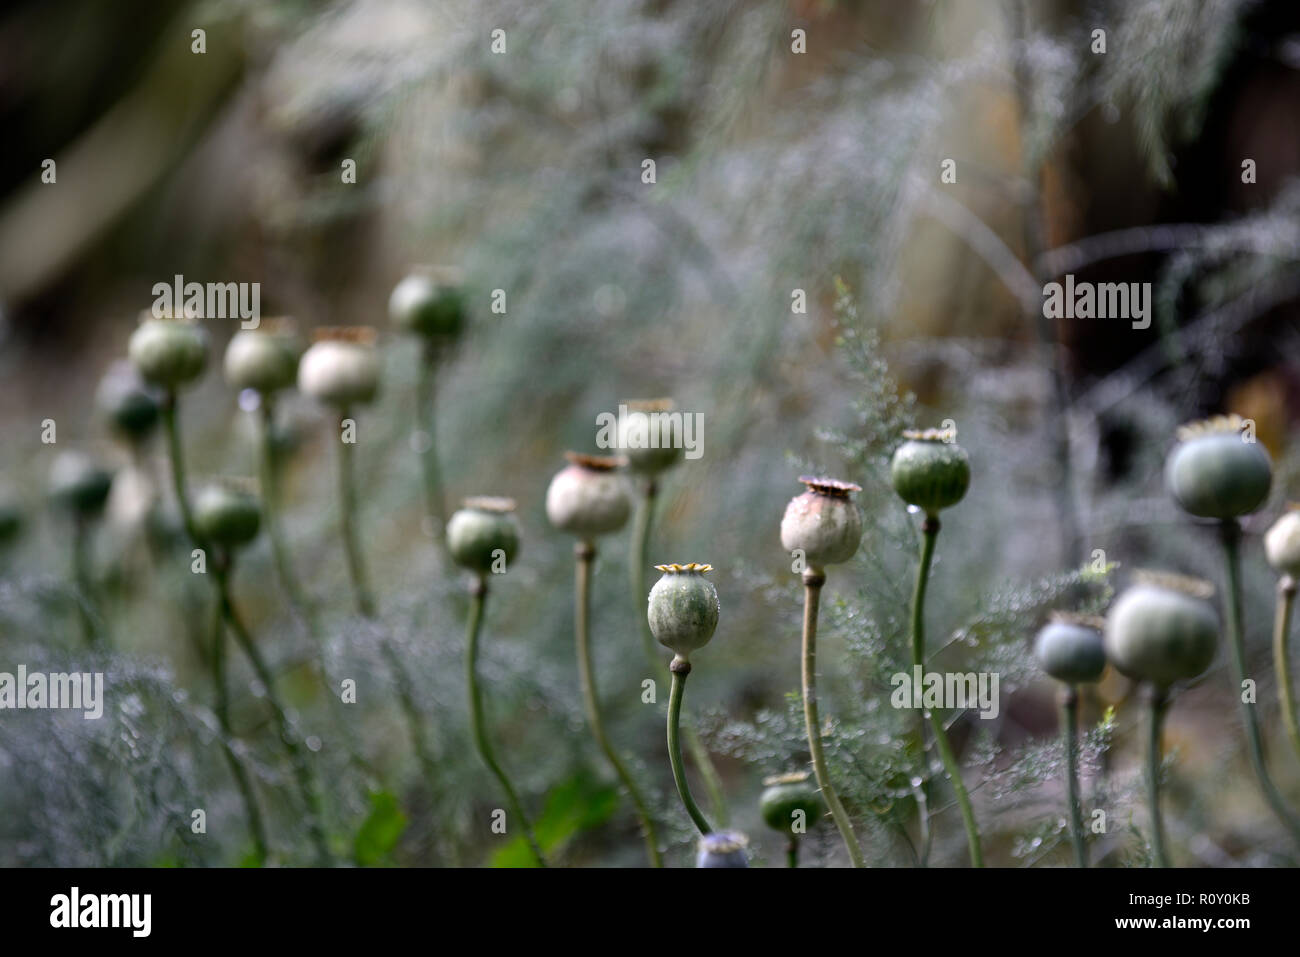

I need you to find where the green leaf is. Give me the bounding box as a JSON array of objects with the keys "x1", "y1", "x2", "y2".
[
  {"x1": 353, "y1": 789, "x2": 408, "y2": 867},
  {"x1": 489, "y1": 772, "x2": 620, "y2": 868}
]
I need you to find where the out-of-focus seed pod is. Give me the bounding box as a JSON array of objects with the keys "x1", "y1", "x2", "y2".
[
  {"x1": 545, "y1": 452, "x2": 630, "y2": 540},
  {"x1": 890, "y1": 427, "x2": 970, "y2": 515},
  {"x1": 297, "y1": 327, "x2": 380, "y2": 408},
  {"x1": 192, "y1": 480, "x2": 261, "y2": 549},
  {"x1": 1165, "y1": 415, "x2": 1272, "y2": 520},
  {"x1": 1104, "y1": 572, "x2": 1218, "y2": 688},
  {"x1": 1034, "y1": 613, "x2": 1108, "y2": 684},
  {"x1": 388, "y1": 266, "x2": 466, "y2": 341},
  {"x1": 617, "y1": 398, "x2": 684, "y2": 476},
  {"x1": 647, "y1": 563, "x2": 719, "y2": 661},
  {"x1": 446, "y1": 497, "x2": 521, "y2": 576},
  {"x1": 96, "y1": 360, "x2": 162, "y2": 441},
  {"x1": 48, "y1": 452, "x2": 113, "y2": 517},
  {"x1": 224, "y1": 319, "x2": 303, "y2": 396},
  {"x1": 1264, "y1": 508, "x2": 1300, "y2": 579},
  {"x1": 128, "y1": 313, "x2": 208, "y2": 389},
  {"x1": 759, "y1": 772, "x2": 824, "y2": 836},
  {"x1": 779, "y1": 476, "x2": 862, "y2": 569},
  {"x1": 695, "y1": 830, "x2": 749, "y2": 868}
]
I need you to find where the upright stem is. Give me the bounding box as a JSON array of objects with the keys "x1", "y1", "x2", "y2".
[
  {"x1": 160, "y1": 391, "x2": 198, "y2": 543},
  {"x1": 415, "y1": 341, "x2": 448, "y2": 557},
  {"x1": 911, "y1": 514, "x2": 984, "y2": 867},
  {"x1": 1219, "y1": 519, "x2": 1300, "y2": 845},
  {"x1": 1061, "y1": 684, "x2": 1087, "y2": 867},
  {"x1": 667, "y1": 658, "x2": 712, "y2": 835},
  {"x1": 575, "y1": 541, "x2": 663, "y2": 867},
  {"x1": 210, "y1": 587, "x2": 269, "y2": 865},
  {"x1": 786, "y1": 837, "x2": 800, "y2": 868},
  {"x1": 630, "y1": 478, "x2": 728, "y2": 825},
  {"x1": 465, "y1": 575, "x2": 547, "y2": 866},
  {"x1": 258, "y1": 401, "x2": 309, "y2": 617},
  {"x1": 800, "y1": 567, "x2": 866, "y2": 868},
  {"x1": 1145, "y1": 685, "x2": 1170, "y2": 867},
  {"x1": 1273, "y1": 576, "x2": 1300, "y2": 767},
  {"x1": 215, "y1": 556, "x2": 333, "y2": 866},
  {"x1": 71, "y1": 514, "x2": 97, "y2": 647},
  {"x1": 337, "y1": 408, "x2": 375, "y2": 617}
]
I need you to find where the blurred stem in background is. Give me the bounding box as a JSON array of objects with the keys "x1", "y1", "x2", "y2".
[
  {"x1": 1218, "y1": 520, "x2": 1300, "y2": 847},
  {"x1": 911, "y1": 514, "x2": 984, "y2": 867},
  {"x1": 465, "y1": 574, "x2": 547, "y2": 866},
  {"x1": 337, "y1": 408, "x2": 375, "y2": 618},
  {"x1": 575, "y1": 540, "x2": 663, "y2": 867},
  {"x1": 1274, "y1": 575, "x2": 1300, "y2": 766},
  {"x1": 415, "y1": 340, "x2": 448, "y2": 561},
  {"x1": 71, "y1": 514, "x2": 99, "y2": 647},
  {"x1": 1145, "y1": 685, "x2": 1170, "y2": 867},
  {"x1": 629, "y1": 477, "x2": 728, "y2": 826},
  {"x1": 1060, "y1": 684, "x2": 1087, "y2": 868},
  {"x1": 800, "y1": 567, "x2": 866, "y2": 868}
]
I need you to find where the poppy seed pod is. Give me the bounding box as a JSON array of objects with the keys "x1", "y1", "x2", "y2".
[
  {"x1": 545, "y1": 452, "x2": 631, "y2": 540},
  {"x1": 1034, "y1": 613, "x2": 1107, "y2": 684},
  {"x1": 223, "y1": 321, "x2": 302, "y2": 396},
  {"x1": 780, "y1": 477, "x2": 862, "y2": 569},
  {"x1": 759, "y1": 772, "x2": 824, "y2": 835},
  {"x1": 48, "y1": 452, "x2": 113, "y2": 516},
  {"x1": 446, "y1": 497, "x2": 521, "y2": 576},
  {"x1": 648, "y1": 563, "x2": 719, "y2": 660},
  {"x1": 890, "y1": 428, "x2": 970, "y2": 515},
  {"x1": 695, "y1": 830, "x2": 749, "y2": 868},
  {"x1": 297, "y1": 327, "x2": 380, "y2": 408},
  {"x1": 96, "y1": 361, "x2": 161, "y2": 441},
  {"x1": 192, "y1": 481, "x2": 261, "y2": 548},
  {"x1": 1104, "y1": 572, "x2": 1218, "y2": 688},
  {"x1": 128, "y1": 314, "x2": 208, "y2": 389},
  {"x1": 1264, "y1": 508, "x2": 1300, "y2": 579},
  {"x1": 1165, "y1": 415, "x2": 1272, "y2": 519},
  {"x1": 617, "y1": 399, "x2": 684, "y2": 476},
  {"x1": 388, "y1": 267, "x2": 466, "y2": 341}
]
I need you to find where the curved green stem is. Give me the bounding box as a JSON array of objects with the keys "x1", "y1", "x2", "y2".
[
  {"x1": 1061, "y1": 684, "x2": 1087, "y2": 867},
  {"x1": 160, "y1": 392, "x2": 198, "y2": 544},
  {"x1": 415, "y1": 342, "x2": 448, "y2": 558},
  {"x1": 1219, "y1": 520, "x2": 1300, "y2": 846},
  {"x1": 1145, "y1": 686, "x2": 1170, "y2": 867},
  {"x1": 911, "y1": 514, "x2": 984, "y2": 867},
  {"x1": 575, "y1": 541, "x2": 663, "y2": 867},
  {"x1": 630, "y1": 478, "x2": 728, "y2": 825},
  {"x1": 466, "y1": 576, "x2": 547, "y2": 866},
  {"x1": 215, "y1": 556, "x2": 333, "y2": 866},
  {"x1": 1273, "y1": 576, "x2": 1300, "y2": 767},
  {"x1": 667, "y1": 659, "x2": 712, "y2": 835},
  {"x1": 210, "y1": 586, "x2": 269, "y2": 865},
  {"x1": 337, "y1": 409, "x2": 374, "y2": 618},
  {"x1": 800, "y1": 568, "x2": 866, "y2": 868}
]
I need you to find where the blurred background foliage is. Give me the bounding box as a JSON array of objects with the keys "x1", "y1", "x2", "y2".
[{"x1": 2, "y1": 0, "x2": 1300, "y2": 866}]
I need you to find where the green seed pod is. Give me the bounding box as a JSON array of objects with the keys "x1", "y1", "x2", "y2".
[
  {"x1": 695, "y1": 830, "x2": 749, "y2": 868},
  {"x1": 48, "y1": 452, "x2": 113, "y2": 516},
  {"x1": 128, "y1": 314, "x2": 208, "y2": 389},
  {"x1": 192, "y1": 481, "x2": 261, "y2": 548},
  {"x1": 890, "y1": 427, "x2": 970, "y2": 515},
  {"x1": 95, "y1": 360, "x2": 161, "y2": 441},
  {"x1": 1033, "y1": 613, "x2": 1107, "y2": 684},
  {"x1": 297, "y1": 328, "x2": 380, "y2": 408},
  {"x1": 759, "y1": 771, "x2": 824, "y2": 835},
  {"x1": 545, "y1": 452, "x2": 631, "y2": 540},
  {"x1": 224, "y1": 320, "x2": 302, "y2": 396},
  {"x1": 388, "y1": 267, "x2": 466, "y2": 341},
  {"x1": 617, "y1": 398, "x2": 684, "y2": 476},
  {"x1": 446, "y1": 497, "x2": 521, "y2": 576},
  {"x1": 779, "y1": 477, "x2": 862, "y2": 569},
  {"x1": 647, "y1": 563, "x2": 719, "y2": 661},
  {"x1": 1104, "y1": 572, "x2": 1218, "y2": 688},
  {"x1": 1165, "y1": 415, "x2": 1272, "y2": 519},
  {"x1": 1265, "y1": 508, "x2": 1300, "y2": 579}
]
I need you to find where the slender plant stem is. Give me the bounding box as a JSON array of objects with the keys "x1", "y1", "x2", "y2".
[
  {"x1": 1273, "y1": 576, "x2": 1300, "y2": 767},
  {"x1": 337, "y1": 408, "x2": 374, "y2": 617},
  {"x1": 575, "y1": 541, "x2": 663, "y2": 867},
  {"x1": 1061, "y1": 684, "x2": 1087, "y2": 868},
  {"x1": 258, "y1": 401, "x2": 309, "y2": 618},
  {"x1": 667, "y1": 659, "x2": 712, "y2": 835},
  {"x1": 210, "y1": 586, "x2": 269, "y2": 865},
  {"x1": 161, "y1": 392, "x2": 198, "y2": 543},
  {"x1": 786, "y1": 837, "x2": 799, "y2": 868},
  {"x1": 911, "y1": 514, "x2": 984, "y2": 867},
  {"x1": 71, "y1": 514, "x2": 97, "y2": 646},
  {"x1": 465, "y1": 575, "x2": 547, "y2": 866},
  {"x1": 215, "y1": 556, "x2": 333, "y2": 866},
  {"x1": 630, "y1": 478, "x2": 728, "y2": 825},
  {"x1": 1145, "y1": 685, "x2": 1170, "y2": 867},
  {"x1": 800, "y1": 567, "x2": 866, "y2": 868},
  {"x1": 1219, "y1": 520, "x2": 1300, "y2": 845},
  {"x1": 415, "y1": 341, "x2": 448, "y2": 558}
]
